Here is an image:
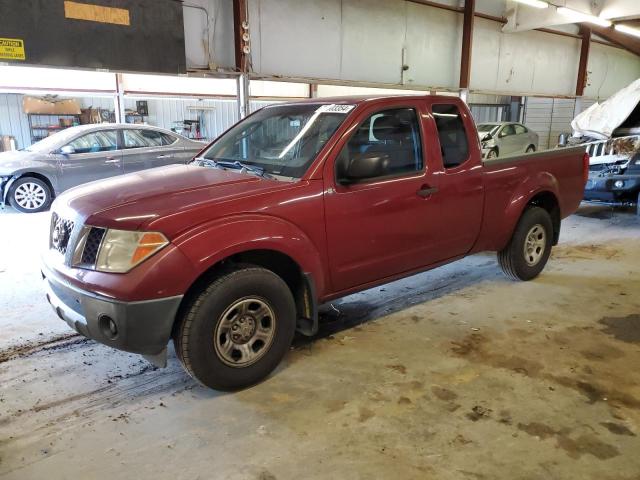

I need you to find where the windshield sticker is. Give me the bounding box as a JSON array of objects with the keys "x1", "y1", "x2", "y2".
[{"x1": 317, "y1": 104, "x2": 355, "y2": 114}]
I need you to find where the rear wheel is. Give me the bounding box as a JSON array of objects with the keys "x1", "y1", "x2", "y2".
[
  {"x1": 526, "y1": 145, "x2": 536, "y2": 153},
  {"x1": 174, "y1": 266, "x2": 296, "y2": 391},
  {"x1": 9, "y1": 177, "x2": 52, "y2": 213},
  {"x1": 498, "y1": 206, "x2": 553, "y2": 281}
]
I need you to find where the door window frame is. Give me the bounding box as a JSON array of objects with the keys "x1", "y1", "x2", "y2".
[{"x1": 332, "y1": 105, "x2": 426, "y2": 186}]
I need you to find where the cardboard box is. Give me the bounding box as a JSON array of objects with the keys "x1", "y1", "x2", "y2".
[
  {"x1": 22, "y1": 96, "x2": 81, "y2": 115},
  {"x1": 0, "y1": 136, "x2": 17, "y2": 152}
]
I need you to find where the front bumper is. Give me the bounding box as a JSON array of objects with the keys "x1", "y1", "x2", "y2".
[
  {"x1": 584, "y1": 173, "x2": 640, "y2": 203},
  {"x1": 42, "y1": 264, "x2": 183, "y2": 366}
]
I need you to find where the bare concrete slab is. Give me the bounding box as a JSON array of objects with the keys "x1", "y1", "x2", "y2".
[{"x1": 0, "y1": 205, "x2": 639, "y2": 479}]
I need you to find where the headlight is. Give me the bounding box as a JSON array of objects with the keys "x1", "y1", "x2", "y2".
[{"x1": 96, "y1": 229, "x2": 169, "y2": 273}]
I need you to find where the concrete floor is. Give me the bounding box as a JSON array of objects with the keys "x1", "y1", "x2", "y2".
[{"x1": 0, "y1": 205, "x2": 639, "y2": 480}]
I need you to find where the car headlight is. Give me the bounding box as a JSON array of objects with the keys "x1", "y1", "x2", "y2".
[{"x1": 96, "y1": 229, "x2": 169, "y2": 273}]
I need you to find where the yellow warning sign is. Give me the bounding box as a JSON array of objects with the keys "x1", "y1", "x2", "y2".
[{"x1": 0, "y1": 38, "x2": 25, "y2": 61}]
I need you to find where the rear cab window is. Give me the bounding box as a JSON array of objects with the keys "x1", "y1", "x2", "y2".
[{"x1": 431, "y1": 104, "x2": 469, "y2": 169}]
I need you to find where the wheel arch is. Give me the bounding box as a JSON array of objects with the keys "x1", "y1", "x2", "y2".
[
  {"x1": 3, "y1": 171, "x2": 55, "y2": 204},
  {"x1": 526, "y1": 190, "x2": 560, "y2": 245},
  {"x1": 175, "y1": 248, "x2": 319, "y2": 338}
]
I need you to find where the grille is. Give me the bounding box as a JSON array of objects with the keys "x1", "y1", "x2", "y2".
[
  {"x1": 50, "y1": 213, "x2": 75, "y2": 255},
  {"x1": 80, "y1": 227, "x2": 106, "y2": 266}
]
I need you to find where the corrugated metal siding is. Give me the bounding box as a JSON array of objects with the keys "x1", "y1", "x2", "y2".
[
  {"x1": 123, "y1": 98, "x2": 239, "y2": 141},
  {"x1": 0, "y1": 93, "x2": 243, "y2": 147},
  {"x1": 523, "y1": 97, "x2": 577, "y2": 150},
  {"x1": 469, "y1": 105, "x2": 508, "y2": 124},
  {"x1": 0, "y1": 94, "x2": 31, "y2": 150}
]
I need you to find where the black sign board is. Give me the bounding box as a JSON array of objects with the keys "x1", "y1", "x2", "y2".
[{"x1": 0, "y1": 0, "x2": 186, "y2": 74}]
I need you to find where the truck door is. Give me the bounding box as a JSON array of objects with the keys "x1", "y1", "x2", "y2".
[
  {"x1": 428, "y1": 101, "x2": 484, "y2": 258},
  {"x1": 323, "y1": 104, "x2": 444, "y2": 292}
]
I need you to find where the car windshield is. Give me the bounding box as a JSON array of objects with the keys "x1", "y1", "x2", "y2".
[
  {"x1": 198, "y1": 103, "x2": 353, "y2": 178},
  {"x1": 477, "y1": 124, "x2": 499, "y2": 133},
  {"x1": 24, "y1": 128, "x2": 81, "y2": 153}
]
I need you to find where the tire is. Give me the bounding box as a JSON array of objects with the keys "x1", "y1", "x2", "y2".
[
  {"x1": 498, "y1": 206, "x2": 553, "y2": 281},
  {"x1": 526, "y1": 145, "x2": 536, "y2": 153},
  {"x1": 487, "y1": 149, "x2": 498, "y2": 159},
  {"x1": 636, "y1": 191, "x2": 640, "y2": 216},
  {"x1": 8, "y1": 176, "x2": 52, "y2": 213},
  {"x1": 174, "y1": 266, "x2": 296, "y2": 391}
]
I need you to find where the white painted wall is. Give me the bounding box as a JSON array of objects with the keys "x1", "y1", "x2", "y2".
[
  {"x1": 244, "y1": 0, "x2": 640, "y2": 97},
  {"x1": 470, "y1": 18, "x2": 581, "y2": 96},
  {"x1": 584, "y1": 43, "x2": 640, "y2": 100},
  {"x1": 183, "y1": 0, "x2": 235, "y2": 70}
]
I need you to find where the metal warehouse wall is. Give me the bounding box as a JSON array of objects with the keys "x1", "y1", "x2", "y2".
[
  {"x1": 245, "y1": 0, "x2": 640, "y2": 97},
  {"x1": 522, "y1": 97, "x2": 596, "y2": 150},
  {"x1": 0, "y1": 94, "x2": 247, "y2": 148}
]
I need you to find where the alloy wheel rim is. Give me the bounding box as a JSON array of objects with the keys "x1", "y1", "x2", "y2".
[
  {"x1": 214, "y1": 297, "x2": 276, "y2": 367},
  {"x1": 14, "y1": 182, "x2": 46, "y2": 210},
  {"x1": 523, "y1": 224, "x2": 546, "y2": 266}
]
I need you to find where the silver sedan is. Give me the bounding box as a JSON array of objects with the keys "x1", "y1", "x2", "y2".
[
  {"x1": 477, "y1": 122, "x2": 539, "y2": 159},
  {"x1": 0, "y1": 124, "x2": 204, "y2": 213}
]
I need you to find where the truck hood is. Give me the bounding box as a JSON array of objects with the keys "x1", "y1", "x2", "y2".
[
  {"x1": 53, "y1": 164, "x2": 290, "y2": 235},
  {"x1": 0, "y1": 150, "x2": 51, "y2": 175}
]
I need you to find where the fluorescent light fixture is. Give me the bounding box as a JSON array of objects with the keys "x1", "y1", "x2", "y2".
[
  {"x1": 614, "y1": 24, "x2": 640, "y2": 38},
  {"x1": 557, "y1": 7, "x2": 612, "y2": 27},
  {"x1": 513, "y1": 0, "x2": 548, "y2": 8}
]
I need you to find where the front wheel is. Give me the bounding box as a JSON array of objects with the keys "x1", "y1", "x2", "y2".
[
  {"x1": 498, "y1": 206, "x2": 553, "y2": 281},
  {"x1": 487, "y1": 149, "x2": 498, "y2": 159},
  {"x1": 174, "y1": 266, "x2": 296, "y2": 390},
  {"x1": 8, "y1": 177, "x2": 52, "y2": 213}
]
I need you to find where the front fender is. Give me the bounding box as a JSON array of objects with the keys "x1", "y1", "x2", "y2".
[{"x1": 173, "y1": 213, "x2": 328, "y2": 297}]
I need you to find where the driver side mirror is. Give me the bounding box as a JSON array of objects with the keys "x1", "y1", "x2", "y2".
[
  {"x1": 60, "y1": 145, "x2": 75, "y2": 155},
  {"x1": 337, "y1": 151, "x2": 390, "y2": 184}
]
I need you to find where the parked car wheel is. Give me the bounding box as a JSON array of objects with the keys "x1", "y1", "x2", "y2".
[
  {"x1": 636, "y1": 191, "x2": 640, "y2": 216},
  {"x1": 526, "y1": 145, "x2": 536, "y2": 153},
  {"x1": 174, "y1": 266, "x2": 296, "y2": 391},
  {"x1": 498, "y1": 206, "x2": 553, "y2": 281},
  {"x1": 8, "y1": 177, "x2": 52, "y2": 213},
  {"x1": 487, "y1": 149, "x2": 498, "y2": 159}
]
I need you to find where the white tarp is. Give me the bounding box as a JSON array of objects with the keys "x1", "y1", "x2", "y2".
[{"x1": 572, "y1": 78, "x2": 640, "y2": 139}]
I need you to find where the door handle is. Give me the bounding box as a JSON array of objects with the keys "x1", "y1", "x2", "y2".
[
  {"x1": 156, "y1": 154, "x2": 172, "y2": 159},
  {"x1": 105, "y1": 158, "x2": 119, "y2": 164},
  {"x1": 417, "y1": 186, "x2": 438, "y2": 198}
]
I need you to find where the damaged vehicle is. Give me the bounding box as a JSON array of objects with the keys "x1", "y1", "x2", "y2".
[
  {"x1": 569, "y1": 79, "x2": 640, "y2": 214},
  {"x1": 477, "y1": 122, "x2": 539, "y2": 159}
]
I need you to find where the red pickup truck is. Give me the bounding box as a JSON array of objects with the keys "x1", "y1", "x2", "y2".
[{"x1": 43, "y1": 95, "x2": 588, "y2": 390}]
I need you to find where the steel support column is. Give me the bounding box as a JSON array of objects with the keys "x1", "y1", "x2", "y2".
[{"x1": 459, "y1": 0, "x2": 475, "y2": 89}]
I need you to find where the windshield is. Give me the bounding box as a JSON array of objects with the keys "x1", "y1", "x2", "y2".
[
  {"x1": 477, "y1": 124, "x2": 499, "y2": 133},
  {"x1": 199, "y1": 103, "x2": 353, "y2": 178},
  {"x1": 24, "y1": 128, "x2": 80, "y2": 153}
]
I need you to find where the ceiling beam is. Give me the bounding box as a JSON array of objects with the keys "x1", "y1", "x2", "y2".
[
  {"x1": 576, "y1": 27, "x2": 591, "y2": 96},
  {"x1": 588, "y1": 23, "x2": 640, "y2": 57},
  {"x1": 459, "y1": 0, "x2": 475, "y2": 89}
]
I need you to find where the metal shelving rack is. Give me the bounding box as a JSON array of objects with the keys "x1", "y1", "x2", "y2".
[{"x1": 27, "y1": 113, "x2": 81, "y2": 144}]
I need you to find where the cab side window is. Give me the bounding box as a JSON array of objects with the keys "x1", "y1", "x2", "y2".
[
  {"x1": 337, "y1": 108, "x2": 423, "y2": 181},
  {"x1": 432, "y1": 104, "x2": 469, "y2": 169},
  {"x1": 67, "y1": 131, "x2": 117, "y2": 154}
]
